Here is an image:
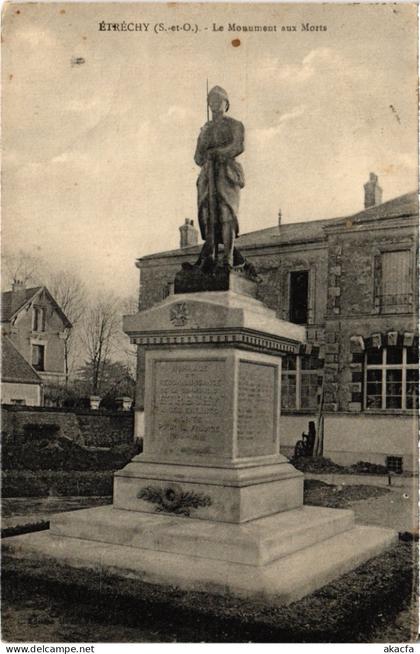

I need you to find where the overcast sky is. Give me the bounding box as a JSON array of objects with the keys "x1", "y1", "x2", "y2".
[{"x1": 2, "y1": 3, "x2": 418, "y2": 296}]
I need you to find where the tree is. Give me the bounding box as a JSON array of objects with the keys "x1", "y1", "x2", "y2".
[
  {"x1": 2, "y1": 248, "x2": 46, "y2": 290},
  {"x1": 47, "y1": 271, "x2": 87, "y2": 386},
  {"x1": 116, "y1": 293, "x2": 139, "y2": 377},
  {"x1": 76, "y1": 360, "x2": 135, "y2": 405},
  {"x1": 79, "y1": 294, "x2": 122, "y2": 394}
]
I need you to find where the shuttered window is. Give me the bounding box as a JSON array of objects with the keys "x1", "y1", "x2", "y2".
[{"x1": 379, "y1": 250, "x2": 412, "y2": 311}]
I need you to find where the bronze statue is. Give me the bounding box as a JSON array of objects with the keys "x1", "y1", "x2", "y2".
[{"x1": 194, "y1": 86, "x2": 245, "y2": 271}]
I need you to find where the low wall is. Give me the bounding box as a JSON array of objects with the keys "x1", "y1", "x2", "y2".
[
  {"x1": 1, "y1": 382, "x2": 42, "y2": 407},
  {"x1": 323, "y1": 414, "x2": 418, "y2": 473},
  {"x1": 2, "y1": 405, "x2": 134, "y2": 448},
  {"x1": 280, "y1": 412, "x2": 418, "y2": 473}
]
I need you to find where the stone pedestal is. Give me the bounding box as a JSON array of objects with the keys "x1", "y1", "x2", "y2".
[
  {"x1": 114, "y1": 348, "x2": 303, "y2": 523},
  {"x1": 3, "y1": 276, "x2": 397, "y2": 605},
  {"x1": 116, "y1": 285, "x2": 305, "y2": 523}
]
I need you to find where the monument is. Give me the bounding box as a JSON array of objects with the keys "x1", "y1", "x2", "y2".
[{"x1": 4, "y1": 88, "x2": 396, "y2": 605}]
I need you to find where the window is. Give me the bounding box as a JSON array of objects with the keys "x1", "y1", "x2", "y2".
[
  {"x1": 10, "y1": 399, "x2": 26, "y2": 405},
  {"x1": 281, "y1": 355, "x2": 323, "y2": 410},
  {"x1": 33, "y1": 307, "x2": 46, "y2": 332},
  {"x1": 289, "y1": 271, "x2": 309, "y2": 324},
  {"x1": 32, "y1": 344, "x2": 45, "y2": 371},
  {"x1": 386, "y1": 456, "x2": 403, "y2": 474},
  {"x1": 375, "y1": 250, "x2": 412, "y2": 313},
  {"x1": 365, "y1": 346, "x2": 418, "y2": 410}
]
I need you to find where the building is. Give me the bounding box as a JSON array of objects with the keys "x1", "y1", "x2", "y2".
[
  {"x1": 133, "y1": 176, "x2": 419, "y2": 473},
  {"x1": 1, "y1": 283, "x2": 72, "y2": 388},
  {"x1": 1, "y1": 335, "x2": 43, "y2": 406}
]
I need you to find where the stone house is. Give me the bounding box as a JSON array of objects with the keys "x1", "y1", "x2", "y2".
[
  {"x1": 132, "y1": 175, "x2": 419, "y2": 473},
  {"x1": 1, "y1": 283, "x2": 72, "y2": 389}
]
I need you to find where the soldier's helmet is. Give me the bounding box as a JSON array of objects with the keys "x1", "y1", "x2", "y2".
[{"x1": 207, "y1": 86, "x2": 230, "y2": 112}]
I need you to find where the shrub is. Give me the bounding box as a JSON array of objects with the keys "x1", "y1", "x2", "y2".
[
  {"x1": 2, "y1": 470, "x2": 113, "y2": 498},
  {"x1": 2, "y1": 437, "x2": 140, "y2": 472},
  {"x1": 290, "y1": 456, "x2": 344, "y2": 473},
  {"x1": 23, "y1": 423, "x2": 60, "y2": 440},
  {"x1": 2, "y1": 471, "x2": 49, "y2": 497},
  {"x1": 2, "y1": 521, "x2": 50, "y2": 539},
  {"x1": 349, "y1": 461, "x2": 388, "y2": 475}
]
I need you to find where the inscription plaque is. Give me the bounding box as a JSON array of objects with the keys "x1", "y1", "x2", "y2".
[
  {"x1": 152, "y1": 359, "x2": 226, "y2": 459},
  {"x1": 237, "y1": 361, "x2": 276, "y2": 458}
]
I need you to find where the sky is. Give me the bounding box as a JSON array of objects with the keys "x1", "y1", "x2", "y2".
[{"x1": 2, "y1": 2, "x2": 418, "y2": 297}]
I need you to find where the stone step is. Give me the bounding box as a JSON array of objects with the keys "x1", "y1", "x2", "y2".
[
  {"x1": 50, "y1": 504, "x2": 354, "y2": 566},
  {"x1": 3, "y1": 523, "x2": 397, "y2": 605}
]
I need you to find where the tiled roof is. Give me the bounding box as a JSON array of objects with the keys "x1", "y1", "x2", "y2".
[
  {"x1": 1, "y1": 286, "x2": 72, "y2": 328},
  {"x1": 346, "y1": 191, "x2": 418, "y2": 223},
  {"x1": 139, "y1": 190, "x2": 418, "y2": 261},
  {"x1": 1, "y1": 336, "x2": 42, "y2": 385},
  {"x1": 1, "y1": 287, "x2": 41, "y2": 322}
]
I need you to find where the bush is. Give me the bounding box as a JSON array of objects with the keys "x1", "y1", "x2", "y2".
[
  {"x1": 290, "y1": 456, "x2": 390, "y2": 476},
  {"x1": 349, "y1": 461, "x2": 389, "y2": 475},
  {"x1": 2, "y1": 436, "x2": 141, "y2": 472},
  {"x1": 23, "y1": 423, "x2": 60, "y2": 440},
  {"x1": 2, "y1": 521, "x2": 50, "y2": 539},
  {"x1": 2, "y1": 471, "x2": 49, "y2": 497},
  {"x1": 2, "y1": 470, "x2": 114, "y2": 498},
  {"x1": 290, "y1": 456, "x2": 344, "y2": 473}
]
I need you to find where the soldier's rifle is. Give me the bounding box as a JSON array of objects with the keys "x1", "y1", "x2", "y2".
[{"x1": 206, "y1": 80, "x2": 217, "y2": 260}]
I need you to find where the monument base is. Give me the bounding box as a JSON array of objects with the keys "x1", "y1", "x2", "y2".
[
  {"x1": 113, "y1": 458, "x2": 304, "y2": 523},
  {"x1": 174, "y1": 266, "x2": 258, "y2": 296},
  {"x1": 4, "y1": 505, "x2": 396, "y2": 605}
]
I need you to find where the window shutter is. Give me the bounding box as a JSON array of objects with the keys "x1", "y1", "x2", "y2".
[
  {"x1": 381, "y1": 250, "x2": 410, "y2": 298},
  {"x1": 373, "y1": 254, "x2": 381, "y2": 313}
]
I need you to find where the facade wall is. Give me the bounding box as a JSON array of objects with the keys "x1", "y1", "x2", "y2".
[
  {"x1": 1, "y1": 382, "x2": 41, "y2": 406},
  {"x1": 134, "y1": 206, "x2": 418, "y2": 470},
  {"x1": 323, "y1": 223, "x2": 418, "y2": 413},
  {"x1": 248, "y1": 244, "x2": 328, "y2": 328}
]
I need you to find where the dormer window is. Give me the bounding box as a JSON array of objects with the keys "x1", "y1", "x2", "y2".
[{"x1": 33, "y1": 307, "x2": 46, "y2": 332}]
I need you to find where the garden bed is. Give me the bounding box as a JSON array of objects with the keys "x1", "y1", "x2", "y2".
[
  {"x1": 292, "y1": 456, "x2": 415, "y2": 477},
  {"x1": 303, "y1": 479, "x2": 390, "y2": 508}
]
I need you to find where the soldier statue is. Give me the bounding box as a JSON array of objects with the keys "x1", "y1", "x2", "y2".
[{"x1": 194, "y1": 86, "x2": 249, "y2": 273}]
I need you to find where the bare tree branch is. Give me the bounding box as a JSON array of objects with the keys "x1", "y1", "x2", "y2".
[
  {"x1": 47, "y1": 271, "x2": 87, "y2": 386},
  {"x1": 2, "y1": 248, "x2": 46, "y2": 290},
  {"x1": 79, "y1": 294, "x2": 122, "y2": 394}
]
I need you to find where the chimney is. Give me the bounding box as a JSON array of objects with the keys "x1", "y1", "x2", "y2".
[
  {"x1": 179, "y1": 219, "x2": 198, "y2": 248},
  {"x1": 278, "y1": 208, "x2": 282, "y2": 228},
  {"x1": 364, "y1": 173, "x2": 382, "y2": 209},
  {"x1": 10, "y1": 280, "x2": 27, "y2": 315}
]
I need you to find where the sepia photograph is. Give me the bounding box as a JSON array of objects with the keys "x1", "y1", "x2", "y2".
[{"x1": 1, "y1": 1, "x2": 419, "y2": 645}]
